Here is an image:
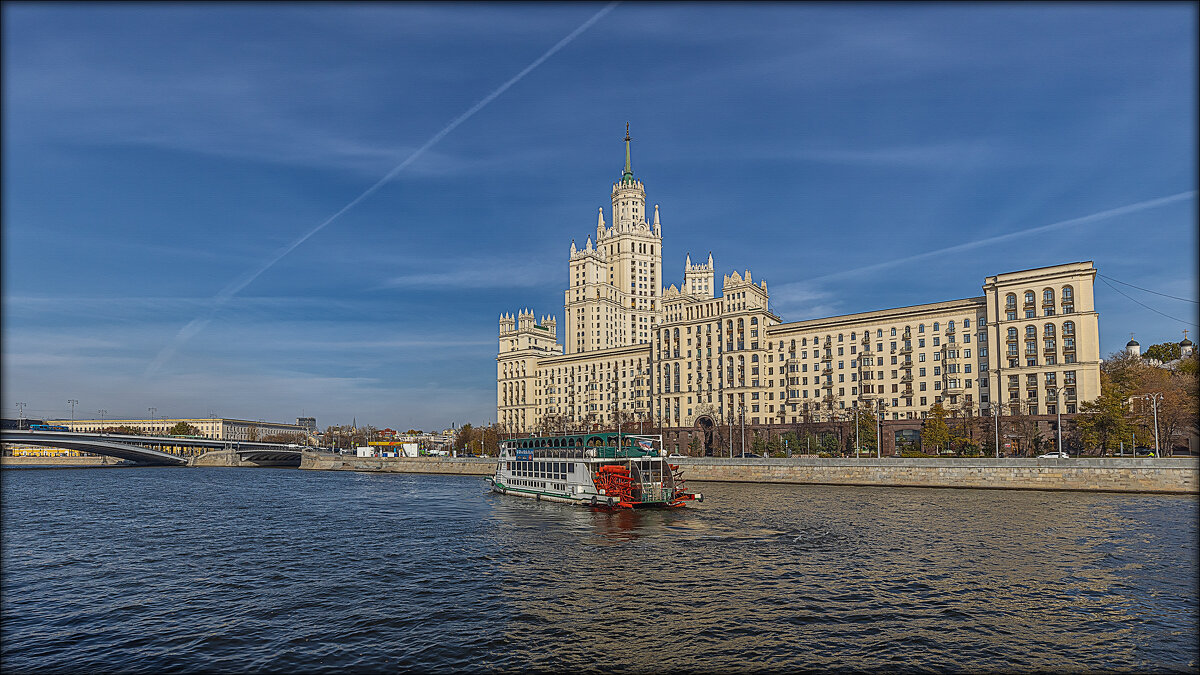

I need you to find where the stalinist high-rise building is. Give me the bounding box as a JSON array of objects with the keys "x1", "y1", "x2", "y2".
[
  {"x1": 498, "y1": 129, "x2": 1102, "y2": 454},
  {"x1": 565, "y1": 124, "x2": 662, "y2": 354}
]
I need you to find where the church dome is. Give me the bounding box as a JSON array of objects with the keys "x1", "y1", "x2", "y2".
[{"x1": 1126, "y1": 337, "x2": 1140, "y2": 347}]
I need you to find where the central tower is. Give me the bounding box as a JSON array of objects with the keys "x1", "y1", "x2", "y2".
[{"x1": 564, "y1": 125, "x2": 663, "y2": 354}]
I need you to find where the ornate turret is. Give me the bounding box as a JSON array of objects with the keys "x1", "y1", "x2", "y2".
[
  {"x1": 684, "y1": 251, "x2": 715, "y2": 299},
  {"x1": 1180, "y1": 330, "x2": 1193, "y2": 358},
  {"x1": 611, "y1": 124, "x2": 646, "y2": 230},
  {"x1": 596, "y1": 207, "x2": 606, "y2": 240}
]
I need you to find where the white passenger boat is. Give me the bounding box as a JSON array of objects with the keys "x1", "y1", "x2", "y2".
[{"x1": 490, "y1": 432, "x2": 701, "y2": 509}]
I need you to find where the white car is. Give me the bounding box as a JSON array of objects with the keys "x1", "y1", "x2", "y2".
[
  {"x1": 1038, "y1": 451, "x2": 1070, "y2": 459},
  {"x1": 667, "y1": 453, "x2": 687, "y2": 458}
]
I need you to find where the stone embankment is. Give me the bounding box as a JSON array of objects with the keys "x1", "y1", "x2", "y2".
[
  {"x1": 299, "y1": 453, "x2": 1198, "y2": 494},
  {"x1": 300, "y1": 454, "x2": 495, "y2": 475}
]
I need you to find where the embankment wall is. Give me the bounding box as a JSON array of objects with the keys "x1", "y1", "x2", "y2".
[{"x1": 299, "y1": 454, "x2": 1198, "y2": 494}]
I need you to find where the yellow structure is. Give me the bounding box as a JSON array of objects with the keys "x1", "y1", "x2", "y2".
[{"x1": 498, "y1": 131, "x2": 1102, "y2": 434}]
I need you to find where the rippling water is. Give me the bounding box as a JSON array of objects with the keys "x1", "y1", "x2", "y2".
[{"x1": 2, "y1": 467, "x2": 1197, "y2": 673}]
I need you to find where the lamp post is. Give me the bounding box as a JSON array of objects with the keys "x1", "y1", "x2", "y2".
[
  {"x1": 740, "y1": 405, "x2": 746, "y2": 456},
  {"x1": 98, "y1": 409, "x2": 108, "y2": 431},
  {"x1": 67, "y1": 399, "x2": 78, "y2": 422},
  {"x1": 148, "y1": 407, "x2": 157, "y2": 434},
  {"x1": 728, "y1": 414, "x2": 733, "y2": 458},
  {"x1": 854, "y1": 404, "x2": 860, "y2": 458},
  {"x1": 1049, "y1": 387, "x2": 1063, "y2": 456},
  {"x1": 15, "y1": 402, "x2": 28, "y2": 429},
  {"x1": 876, "y1": 401, "x2": 882, "y2": 458},
  {"x1": 993, "y1": 368, "x2": 1002, "y2": 458},
  {"x1": 1140, "y1": 393, "x2": 1163, "y2": 457}
]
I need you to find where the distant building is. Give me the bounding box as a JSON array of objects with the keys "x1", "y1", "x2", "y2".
[
  {"x1": 296, "y1": 417, "x2": 317, "y2": 433},
  {"x1": 50, "y1": 417, "x2": 309, "y2": 441},
  {"x1": 498, "y1": 129, "x2": 1103, "y2": 436}
]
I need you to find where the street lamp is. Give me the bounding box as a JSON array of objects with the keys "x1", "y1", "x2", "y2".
[
  {"x1": 98, "y1": 409, "x2": 108, "y2": 432},
  {"x1": 740, "y1": 405, "x2": 746, "y2": 456},
  {"x1": 854, "y1": 404, "x2": 860, "y2": 458},
  {"x1": 1137, "y1": 393, "x2": 1163, "y2": 457},
  {"x1": 15, "y1": 402, "x2": 28, "y2": 429},
  {"x1": 1049, "y1": 386, "x2": 1063, "y2": 456},
  {"x1": 67, "y1": 399, "x2": 78, "y2": 422}
]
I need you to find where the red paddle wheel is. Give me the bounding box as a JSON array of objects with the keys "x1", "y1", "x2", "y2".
[{"x1": 592, "y1": 465, "x2": 636, "y2": 508}]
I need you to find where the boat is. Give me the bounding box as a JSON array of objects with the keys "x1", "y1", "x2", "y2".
[{"x1": 489, "y1": 432, "x2": 702, "y2": 509}]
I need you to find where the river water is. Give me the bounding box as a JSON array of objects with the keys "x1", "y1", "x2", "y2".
[{"x1": 1, "y1": 467, "x2": 1196, "y2": 673}]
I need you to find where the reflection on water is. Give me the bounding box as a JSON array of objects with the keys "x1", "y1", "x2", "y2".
[{"x1": 2, "y1": 469, "x2": 1196, "y2": 673}]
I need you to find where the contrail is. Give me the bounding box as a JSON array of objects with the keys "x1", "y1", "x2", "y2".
[
  {"x1": 146, "y1": 2, "x2": 620, "y2": 376},
  {"x1": 798, "y1": 190, "x2": 1196, "y2": 285}
]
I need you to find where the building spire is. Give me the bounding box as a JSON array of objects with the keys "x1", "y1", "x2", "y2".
[{"x1": 622, "y1": 122, "x2": 633, "y2": 183}]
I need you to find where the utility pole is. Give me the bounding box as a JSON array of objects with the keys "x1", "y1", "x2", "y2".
[
  {"x1": 68, "y1": 399, "x2": 78, "y2": 422},
  {"x1": 16, "y1": 402, "x2": 28, "y2": 429}
]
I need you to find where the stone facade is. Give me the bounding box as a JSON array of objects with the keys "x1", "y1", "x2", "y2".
[{"x1": 497, "y1": 131, "x2": 1102, "y2": 441}]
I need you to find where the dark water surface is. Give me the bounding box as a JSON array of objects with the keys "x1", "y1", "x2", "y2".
[{"x1": 2, "y1": 467, "x2": 1197, "y2": 673}]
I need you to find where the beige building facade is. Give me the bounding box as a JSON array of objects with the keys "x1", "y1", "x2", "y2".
[{"x1": 497, "y1": 133, "x2": 1102, "y2": 436}]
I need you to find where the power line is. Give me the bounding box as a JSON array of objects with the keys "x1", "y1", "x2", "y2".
[
  {"x1": 1098, "y1": 276, "x2": 1198, "y2": 327},
  {"x1": 1097, "y1": 274, "x2": 1198, "y2": 304}
]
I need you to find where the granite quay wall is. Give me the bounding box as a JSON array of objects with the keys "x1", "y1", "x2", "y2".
[
  {"x1": 1, "y1": 456, "x2": 129, "y2": 468},
  {"x1": 671, "y1": 457, "x2": 1198, "y2": 494},
  {"x1": 299, "y1": 454, "x2": 495, "y2": 475},
  {"x1": 298, "y1": 453, "x2": 1196, "y2": 494}
]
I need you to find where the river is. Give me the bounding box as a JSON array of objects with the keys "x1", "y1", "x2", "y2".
[{"x1": 2, "y1": 467, "x2": 1196, "y2": 673}]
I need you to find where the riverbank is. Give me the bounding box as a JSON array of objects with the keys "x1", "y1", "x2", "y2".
[
  {"x1": 1, "y1": 456, "x2": 134, "y2": 468},
  {"x1": 299, "y1": 454, "x2": 1198, "y2": 494}
]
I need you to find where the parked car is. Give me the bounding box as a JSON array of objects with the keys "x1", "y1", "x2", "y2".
[
  {"x1": 735, "y1": 452, "x2": 762, "y2": 458},
  {"x1": 1037, "y1": 451, "x2": 1070, "y2": 459},
  {"x1": 667, "y1": 453, "x2": 686, "y2": 458},
  {"x1": 1134, "y1": 448, "x2": 1157, "y2": 457}
]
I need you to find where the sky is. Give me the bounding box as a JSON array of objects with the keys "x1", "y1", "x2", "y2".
[{"x1": 3, "y1": 2, "x2": 1197, "y2": 431}]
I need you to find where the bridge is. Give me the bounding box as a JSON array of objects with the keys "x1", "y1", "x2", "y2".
[{"x1": 1, "y1": 430, "x2": 306, "y2": 466}]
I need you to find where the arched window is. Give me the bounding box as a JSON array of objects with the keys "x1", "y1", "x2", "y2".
[
  {"x1": 1025, "y1": 325, "x2": 1037, "y2": 338},
  {"x1": 1044, "y1": 323, "x2": 1056, "y2": 335},
  {"x1": 850, "y1": 332, "x2": 856, "y2": 341},
  {"x1": 1008, "y1": 327, "x2": 1018, "y2": 339},
  {"x1": 890, "y1": 327, "x2": 897, "y2": 336},
  {"x1": 1043, "y1": 288, "x2": 1055, "y2": 303},
  {"x1": 1063, "y1": 321, "x2": 1075, "y2": 335},
  {"x1": 918, "y1": 324, "x2": 925, "y2": 333},
  {"x1": 1006, "y1": 293, "x2": 1017, "y2": 308},
  {"x1": 1062, "y1": 286, "x2": 1074, "y2": 300},
  {"x1": 751, "y1": 317, "x2": 758, "y2": 325},
  {"x1": 933, "y1": 322, "x2": 940, "y2": 331},
  {"x1": 1025, "y1": 291, "x2": 1035, "y2": 305},
  {"x1": 751, "y1": 354, "x2": 759, "y2": 362},
  {"x1": 948, "y1": 320, "x2": 955, "y2": 331}
]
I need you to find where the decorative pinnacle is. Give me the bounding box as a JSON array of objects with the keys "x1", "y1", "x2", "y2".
[{"x1": 622, "y1": 122, "x2": 633, "y2": 183}]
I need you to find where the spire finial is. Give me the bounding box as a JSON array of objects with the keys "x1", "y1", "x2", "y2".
[{"x1": 622, "y1": 123, "x2": 633, "y2": 183}]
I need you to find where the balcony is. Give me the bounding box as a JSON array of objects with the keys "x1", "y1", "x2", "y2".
[
  {"x1": 900, "y1": 374, "x2": 913, "y2": 383},
  {"x1": 899, "y1": 344, "x2": 912, "y2": 354}
]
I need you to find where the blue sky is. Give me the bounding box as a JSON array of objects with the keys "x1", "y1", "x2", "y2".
[{"x1": 3, "y1": 3, "x2": 1196, "y2": 431}]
